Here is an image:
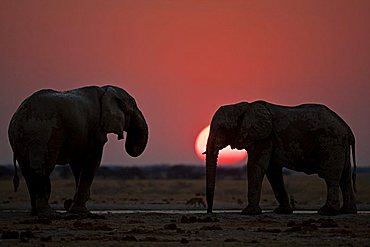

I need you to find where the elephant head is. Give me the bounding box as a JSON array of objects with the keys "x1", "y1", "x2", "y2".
[
  {"x1": 101, "y1": 86, "x2": 148, "y2": 157},
  {"x1": 205, "y1": 101, "x2": 272, "y2": 213}
]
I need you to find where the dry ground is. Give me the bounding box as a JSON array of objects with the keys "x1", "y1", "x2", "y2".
[{"x1": 1, "y1": 174, "x2": 370, "y2": 246}]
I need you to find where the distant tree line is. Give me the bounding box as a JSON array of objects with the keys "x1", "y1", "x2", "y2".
[
  {"x1": 0, "y1": 164, "x2": 247, "y2": 180},
  {"x1": 1, "y1": 164, "x2": 369, "y2": 180},
  {"x1": 57, "y1": 164, "x2": 248, "y2": 180}
]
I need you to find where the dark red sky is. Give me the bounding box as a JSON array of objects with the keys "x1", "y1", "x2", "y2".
[{"x1": 1, "y1": 0, "x2": 369, "y2": 166}]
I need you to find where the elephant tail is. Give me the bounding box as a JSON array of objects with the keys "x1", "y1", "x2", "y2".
[
  {"x1": 350, "y1": 134, "x2": 357, "y2": 193},
  {"x1": 13, "y1": 153, "x2": 19, "y2": 192}
]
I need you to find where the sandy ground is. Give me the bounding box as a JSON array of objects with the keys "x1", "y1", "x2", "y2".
[{"x1": 1, "y1": 174, "x2": 370, "y2": 246}]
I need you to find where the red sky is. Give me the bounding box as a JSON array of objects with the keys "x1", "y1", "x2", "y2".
[{"x1": 1, "y1": 0, "x2": 369, "y2": 166}]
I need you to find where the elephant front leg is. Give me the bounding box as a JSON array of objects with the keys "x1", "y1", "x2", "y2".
[
  {"x1": 69, "y1": 176, "x2": 93, "y2": 214},
  {"x1": 266, "y1": 166, "x2": 293, "y2": 214},
  {"x1": 69, "y1": 150, "x2": 103, "y2": 214},
  {"x1": 69, "y1": 166, "x2": 98, "y2": 214},
  {"x1": 242, "y1": 164, "x2": 265, "y2": 215},
  {"x1": 64, "y1": 164, "x2": 82, "y2": 211},
  {"x1": 242, "y1": 141, "x2": 272, "y2": 215}
]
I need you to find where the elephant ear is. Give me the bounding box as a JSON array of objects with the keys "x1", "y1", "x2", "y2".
[
  {"x1": 239, "y1": 103, "x2": 272, "y2": 142},
  {"x1": 101, "y1": 87, "x2": 125, "y2": 139}
]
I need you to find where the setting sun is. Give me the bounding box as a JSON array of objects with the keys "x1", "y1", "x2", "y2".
[{"x1": 195, "y1": 125, "x2": 247, "y2": 165}]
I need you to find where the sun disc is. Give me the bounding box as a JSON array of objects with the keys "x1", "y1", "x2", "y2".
[{"x1": 195, "y1": 125, "x2": 247, "y2": 165}]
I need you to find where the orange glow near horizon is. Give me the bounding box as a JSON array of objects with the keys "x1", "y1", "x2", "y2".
[{"x1": 195, "y1": 125, "x2": 247, "y2": 165}]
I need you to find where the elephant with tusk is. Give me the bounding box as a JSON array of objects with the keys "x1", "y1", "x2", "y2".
[
  {"x1": 8, "y1": 85, "x2": 148, "y2": 216},
  {"x1": 205, "y1": 101, "x2": 357, "y2": 216}
]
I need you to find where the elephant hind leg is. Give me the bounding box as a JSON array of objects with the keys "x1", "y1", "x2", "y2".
[
  {"x1": 23, "y1": 174, "x2": 37, "y2": 215},
  {"x1": 23, "y1": 171, "x2": 55, "y2": 216},
  {"x1": 339, "y1": 164, "x2": 357, "y2": 214},
  {"x1": 30, "y1": 172, "x2": 56, "y2": 215},
  {"x1": 17, "y1": 160, "x2": 37, "y2": 215},
  {"x1": 28, "y1": 150, "x2": 57, "y2": 217},
  {"x1": 318, "y1": 179, "x2": 340, "y2": 215},
  {"x1": 318, "y1": 149, "x2": 346, "y2": 216}
]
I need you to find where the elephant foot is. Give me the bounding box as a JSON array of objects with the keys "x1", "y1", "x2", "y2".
[
  {"x1": 64, "y1": 198, "x2": 89, "y2": 214},
  {"x1": 273, "y1": 205, "x2": 293, "y2": 214},
  {"x1": 318, "y1": 205, "x2": 340, "y2": 216},
  {"x1": 36, "y1": 206, "x2": 61, "y2": 219},
  {"x1": 340, "y1": 205, "x2": 357, "y2": 214},
  {"x1": 64, "y1": 199, "x2": 73, "y2": 211},
  {"x1": 241, "y1": 205, "x2": 262, "y2": 215},
  {"x1": 68, "y1": 204, "x2": 90, "y2": 214}
]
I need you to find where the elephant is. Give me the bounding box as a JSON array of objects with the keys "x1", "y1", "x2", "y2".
[
  {"x1": 205, "y1": 101, "x2": 357, "y2": 216},
  {"x1": 8, "y1": 85, "x2": 148, "y2": 216}
]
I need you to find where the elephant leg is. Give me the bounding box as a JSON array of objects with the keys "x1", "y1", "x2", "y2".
[
  {"x1": 64, "y1": 164, "x2": 82, "y2": 211},
  {"x1": 242, "y1": 165, "x2": 265, "y2": 215},
  {"x1": 242, "y1": 164, "x2": 264, "y2": 215},
  {"x1": 69, "y1": 148, "x2": 103, "y2": 214},
  {"x1": 21, "y1": 160, "x2": 55, "y2": 216},
  {"x1": 26, "y1": 146, "x2": 57, "y2": 216},
  {"x1": 28, "y1": 171, "x2": 56, "y2": 216},
  {"x1": 318, "y1": 179, "x2": 340, "y2": 215},
  {"x1": 41, "y1": 175, "x2": 53, "y2": 213},
  {"x1": 70, "y1": 164, "x2": 82, "y2": 188},
  {"x1": 18, "y1": 161, "x2": 37, "y2": 215},
  {"x1": 242, "y1": 140, "x2": 272, "y2": 215},
  {"x1": 266, "y1": 166, "x2": 292, "y2": 214},
  {"x1": 23, "y1": 173, "x2": 37, "y2": 215},
  {"x1": 339, "y1": 164, "x2": 357, "y2": 214},
  {"x1": 318, "y1": 150, "x2": 345, "y2": 216},
  {"x1": 34, "y1": 174, "x2": 52, "y2": 212}
]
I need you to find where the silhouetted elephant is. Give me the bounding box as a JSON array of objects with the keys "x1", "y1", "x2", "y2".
[
  {"x1": 8, "y1": 85, "x2": 148, "y2": 216},
  {"x1": 205, "y1": 101, "x2": 357, "y2": 215}
]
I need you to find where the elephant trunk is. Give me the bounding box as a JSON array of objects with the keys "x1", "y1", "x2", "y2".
[
  {"x1": 125, "y1": 109, "x2": 148, "y2": 157},
  {"x1": 206, "y1": 141, "x2": 219, "y2": 214}
]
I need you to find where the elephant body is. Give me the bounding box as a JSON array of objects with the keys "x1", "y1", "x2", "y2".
[
  {"x1": 206, "y1": 101, "x2": 356, "y2": 215},
  {"x1": 8, "y1": 86, "x2": 148, "y2": 216},
  {"x1": 268, "y1": 103, "x2": 354, "y2": 175}
]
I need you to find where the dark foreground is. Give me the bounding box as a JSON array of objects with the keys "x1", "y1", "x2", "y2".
[
  {"x1": 1, "y1": 211, "x2": 370, "y2": 246},
  {"x1": 1, "y1": 175, "x2": 370, "y2": 246}
]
